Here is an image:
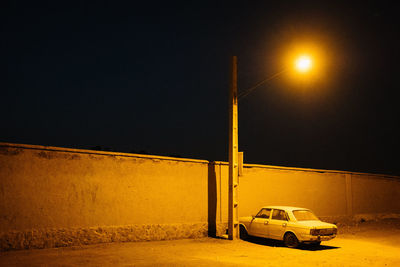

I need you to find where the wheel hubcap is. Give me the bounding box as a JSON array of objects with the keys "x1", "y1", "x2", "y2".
[{"x1": 286, "y1": 235, "x2": 297, "y2": 247}]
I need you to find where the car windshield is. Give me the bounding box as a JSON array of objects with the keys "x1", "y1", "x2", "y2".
[{"x1": 292, "y1": 210, "x2": 319, "y2": 221}]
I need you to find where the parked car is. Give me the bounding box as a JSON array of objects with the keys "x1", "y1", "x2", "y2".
[{"x1": 239, "y1": 206, "x2": 337, "y2": 248}]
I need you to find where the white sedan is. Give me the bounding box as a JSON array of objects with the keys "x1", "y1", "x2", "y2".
[{"x1": 239, "y1": 206, "x2": 337, "y2": 248}]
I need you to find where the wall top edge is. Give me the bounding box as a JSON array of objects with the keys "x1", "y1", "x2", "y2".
[
  {"x1": 211, "y1": 161, "x2": 400, "y2": 180},
  {"x1": 2, "y1": 142, "x2": 399, "y2": 179},
  {"x1": 0, "y1": 142, "x2": 209, "y2": 164}
]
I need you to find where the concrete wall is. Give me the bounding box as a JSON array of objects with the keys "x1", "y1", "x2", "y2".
[
  {"x1": 351, "y1": 173, "x2": 400, "y2": 215},
  {"x1": 0, "y1": 143, "x2": 209, "y2": 250},
  {"x1": 211, "y1": 162, "x2": 400, "y2": 227},
  {"x1": 1, "y1": 142, "x2": 400, "y2": 250}
]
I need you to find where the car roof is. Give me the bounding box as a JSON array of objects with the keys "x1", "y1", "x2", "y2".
[{"x1": 260, "y1": 206, "x2": 310, "y2": 212}]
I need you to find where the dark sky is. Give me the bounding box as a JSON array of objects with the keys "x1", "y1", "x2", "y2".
[{"x1": 1, "y1": 1, "x2": 399, "y2": 175}]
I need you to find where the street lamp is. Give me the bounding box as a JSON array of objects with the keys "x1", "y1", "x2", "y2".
[{"x1": 228, "y1": 54, "x2": 314, "y2": 240}]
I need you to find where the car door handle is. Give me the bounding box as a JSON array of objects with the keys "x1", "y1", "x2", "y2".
[{"x1": 264, "y1": 221, "x2": 269, "y2": 225}]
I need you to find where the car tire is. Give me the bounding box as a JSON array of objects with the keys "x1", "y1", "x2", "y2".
[
  {"x1": 239, "y1": 225, "x2": 249, "y2": 240},
  {"x1": 284, "y1": 232, "x2": 299, "y2": 248}
]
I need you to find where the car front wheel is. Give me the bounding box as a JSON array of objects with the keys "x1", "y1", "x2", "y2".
[
  {"x1": 284, "y1": 232, "x2": 299, "y2": 248},
  {"x1": 239, "y1": 225, "x2": 249, "y2": 240}
]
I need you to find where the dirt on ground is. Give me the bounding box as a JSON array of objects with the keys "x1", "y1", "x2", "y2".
[{"x1": 1, "y1": 219, "x2": 400, "y2": 266}]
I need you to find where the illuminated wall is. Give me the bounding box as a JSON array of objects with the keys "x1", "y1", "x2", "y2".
[
  {"x1": 239, "y1": 165, "x2": 348, "y2": 217},
  {"x1": 1, "y1": 143, "x2": 399, "y2": 250},
  {"x1": 0, "y1": 143, "x2": 208, "y2": 250},
  {"x1": 212, "y1": 163, "x2": 400, "y2": 225}
]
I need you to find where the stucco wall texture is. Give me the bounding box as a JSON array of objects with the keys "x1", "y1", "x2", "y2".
[
  {"x1": 210, "y1": 163, "x2": 400, "y2": 229},
  {"x1": 1, "y1": 143, "x2": 400, "y2": 250}
]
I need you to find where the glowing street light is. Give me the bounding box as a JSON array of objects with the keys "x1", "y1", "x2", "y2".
[
  {"x1": 228, "y1": 51, "x2": 319, "y2": 240},
  {"x1": 295, "y1": 55, "x2": 313, "y2": 73},
  {"x1": 237, "y1": 53, "x2": 315, "y2": 100}
]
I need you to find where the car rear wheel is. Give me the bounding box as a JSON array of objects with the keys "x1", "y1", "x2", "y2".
[
  {"x1": 239, "y1": 225, "x2": 249, "y2": 240},
  {"x1": 284, "y1": 232, "x2": 299, "y2": 248}
]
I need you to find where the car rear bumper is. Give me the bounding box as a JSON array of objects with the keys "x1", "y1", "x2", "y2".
[{"x1": 299, "y1": 234, "x2": 336, "y2": 242}]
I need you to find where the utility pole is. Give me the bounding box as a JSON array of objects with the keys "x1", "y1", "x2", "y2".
[{"x1": 228, "y1": 56, "x2": 239, "y2": 240}]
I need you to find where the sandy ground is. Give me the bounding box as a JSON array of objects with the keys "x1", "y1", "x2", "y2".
[{"x1": 1, "y1": 219, "x2": 400, "y2": 267}]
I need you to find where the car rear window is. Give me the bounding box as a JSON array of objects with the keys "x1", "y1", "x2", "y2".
[{"x1": 292, "y1": 210, "x2": 319, "y2": 221}]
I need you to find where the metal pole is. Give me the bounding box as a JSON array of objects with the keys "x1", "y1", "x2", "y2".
[{"x1": 228, "y1": 56, "x2": 239, "y2": 240}]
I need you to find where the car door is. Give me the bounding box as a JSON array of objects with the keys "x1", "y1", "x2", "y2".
[
  {"x1": 268, "y1": 209, "x2": 289, "y2": 240},
  {"x1": 248, "y1": 208, "x2": 271, "y2": 237}
]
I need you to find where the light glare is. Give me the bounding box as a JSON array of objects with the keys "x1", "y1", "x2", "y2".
[{"x1": 295, "y1": 55, "x2": 312, "y2": 73}]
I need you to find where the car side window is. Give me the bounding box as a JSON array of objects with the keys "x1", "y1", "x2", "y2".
[
  {"x1": 271, "y1": 209, "x2": 288, "y2": 221},
  {"x1": 255, "y1": 208, "x2": 271, "y2": 219}
]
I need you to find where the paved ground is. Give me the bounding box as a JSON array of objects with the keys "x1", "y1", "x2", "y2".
[{"x1": 1, "y1": 219, "x2": 400, "y2": 266}]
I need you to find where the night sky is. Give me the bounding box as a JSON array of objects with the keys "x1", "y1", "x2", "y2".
[{"x1": 2, "y1": 1, "x2": 399, "y2": 175}]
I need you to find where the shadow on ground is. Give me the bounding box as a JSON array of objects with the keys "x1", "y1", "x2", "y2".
[{"x1": 242, "y1": 236, "x2": 340, "y2": 251}]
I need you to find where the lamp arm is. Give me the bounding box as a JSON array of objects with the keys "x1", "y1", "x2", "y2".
[{"x1": 238, "y1": 68, "x2": 287, "y2": 100}]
